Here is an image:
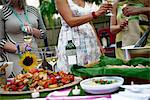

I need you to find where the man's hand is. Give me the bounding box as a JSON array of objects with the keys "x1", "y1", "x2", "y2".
[{"x1": 122, "y1": 6, "x2": 142, "y2": 16}]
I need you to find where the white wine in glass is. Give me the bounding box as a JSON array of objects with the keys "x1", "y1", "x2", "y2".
[
  {"x1": 23, "y1": 32, "x2": 33, "y2": 51},
  {"x1": 23, "y1": 33, "x2": 32, "y2": 44}
]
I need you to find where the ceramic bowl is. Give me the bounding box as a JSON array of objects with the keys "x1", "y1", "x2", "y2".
[
  {"x1": 5, "y1": 62, "x2": 14, "y2": 78},
  {"x1": 80, "y1": 76, "x2": 124, "y2": 94}
]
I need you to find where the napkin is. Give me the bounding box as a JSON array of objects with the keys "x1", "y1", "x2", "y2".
[
  {"x1": 118, "y1": 84, "x2": 150, "y2": 100},
  {"x1": 46, "y1": 95, "x2": 111, "y2": 100},
  {"x1": 47, "y1": 88, "x2": 72, "y2": 97},
  {"x1": 46, "y1": 88, "x2": 111, "y2": 100}
]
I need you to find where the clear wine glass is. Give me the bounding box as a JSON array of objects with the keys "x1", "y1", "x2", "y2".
[
  {"x1": 102, "y1": 0, "x2": 114, "y2": 16},
  {"x1": 21, "y1": 24, "x2": 33, "y2": 48},
  {"x1": 23, "y1": 32, "x2": 33, "y2": 44},
  {"x1": 122, "y1": 4, "x2": 129, "y2": 31},
  {"x1": 36, "y1": 48, "x2": 43, "y2": 67},
  {"x1": 22, "y1": 31, "x2": 33, "y2": 52},
  {"x1": 44, "y1": 46, "x2": 58, "y2": 72}
]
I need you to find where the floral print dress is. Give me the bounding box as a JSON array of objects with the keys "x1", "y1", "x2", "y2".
[{"x1": 56, "y1": 0, "x2": 101, "y2": 72}]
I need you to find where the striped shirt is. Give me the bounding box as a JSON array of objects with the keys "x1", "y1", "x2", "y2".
[
  {"x1": 0, "y1": 5, "x2": 46, "y2": 75},
  {"x1": 0, "y1": 5, "x2": 46, "y2": 48}
]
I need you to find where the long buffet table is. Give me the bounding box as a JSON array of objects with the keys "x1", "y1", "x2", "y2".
[
  {"x1": 0, "y1": 74, "x2": 149, "y2": 100},
  {"x1": 0, "y1": 56, "x2": 150, "y2": 100}
]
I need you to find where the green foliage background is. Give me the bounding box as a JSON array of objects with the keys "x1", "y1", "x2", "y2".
[
  {"x1": 39, "y1": 0, "x2": 103, "y2": 28},
  {"x1": 39, "y1": 0, "x2": 57, "y2": 28}
]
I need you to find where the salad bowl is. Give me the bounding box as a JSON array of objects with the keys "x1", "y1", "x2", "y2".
[{"x1": 80, "y1": 76, "x2": 124, "y2": 94}]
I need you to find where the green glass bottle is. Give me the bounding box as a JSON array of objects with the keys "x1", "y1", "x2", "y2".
[{"x1": 66, "y1": 31, "x2": 77, "y2": 72}]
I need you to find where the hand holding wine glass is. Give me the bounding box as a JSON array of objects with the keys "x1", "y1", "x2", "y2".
[
  {"x1": 96, "y1": 1, "x2": 112, "y2": 16},
  {"x1": 122, "y1": 4, "x2": 141, "y2": 17},
  {"x1": 122, "y1": 4, "x2": 130, "y2": 31},
  {"x1": 23, "y1": 33, "x2": 33, "y2": 44},
  {"x1": 102, "y1": 0, "x2": 114, "y2": 16},
  {"x1": 16, "y1": 42, "x2": 29, "y2": 53},
  {"x1": 21, "y1": 23, "x2": 33, "y2": 52},
  {"x1": 119, "y1": 19, "x2": 128, "y2": 31}
]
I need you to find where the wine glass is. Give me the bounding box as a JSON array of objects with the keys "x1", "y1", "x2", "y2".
[
  {"x1": 122, "y1": 4, "x2": 132, "y2": 31},
  {"x1": 122, "y1": 3, "x2": 144, "y2": 31},
  {"x1": 23, "y1": 32, "x2": 33, "y2": 44},
  {"x1": 102, "y1": 0, "x2": 114, "y2": 16},
  {"x1": 36, "y1": 48, "x2": 44, "y2": 67},
  {"x1": 22, "y1": 31, "x2": 33, "y2": 52},
  {"x1": 44, "y1": 46, "x2": 58, "y2": 72},
  {"x1": 21, "y1": 24, "x2": 33, "y2": 51}
]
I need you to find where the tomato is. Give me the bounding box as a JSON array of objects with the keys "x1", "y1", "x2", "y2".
[
  {"x1": 18, "y1": 85, "x2": 25, "y2": 89},
  {"x1": 58, "y1": 71, "x2": 67, "y2": 77},
  {"x1": 44, "y1": 82, "x2": 49, "y2": 88},
  {"x1": 11, "y1": 85, "x2": 18, "y2": 91},
  {"x1": 51, "y1": 76, "x2": 57, "y2": 84},
  {"x1": 47, "y1": 80, "x2": 52, "y2": 84},
  {"x1": 4, "y1": 84, "x2": 11, "y2": 91},
  {"x1": 10, "y1": 80, "x2": 18, "y2": 85},
  {"x1": 61, "y1": 77, "x2": 70, "y2": 84},
  {"x1": 18, "y1": 81, "x2": 24, "y2": 86},
  {"x1": 29, "y1": 68, "x2": 38, "y2": 74},
  {"x1": 44, "y1": 79, "x2": 54, "y2": 88},
  {"x1": 100, "y1": 79, "x2": 103, "y2": 83},
  {"x1": 49, "y1": 74, "x2": 55, "y2": 78},
  {"x1": 68, "y1": 75, "x2": 74, "y2": 82}
]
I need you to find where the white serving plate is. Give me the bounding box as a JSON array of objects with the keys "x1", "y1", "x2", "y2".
[{"x1": 0, "y1": 77, "x2": 82, "y2": 95}]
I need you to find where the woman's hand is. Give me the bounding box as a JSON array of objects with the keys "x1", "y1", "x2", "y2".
[
  {"x1": 119, "y1": 19, "x2": 128, "y2": 29},
  {"x1": 95, "y1": 3, "x2": 112, "y2": 16},
  {"x1": 19, "y1": 43, "x2": 27, "y2": 53},
  {"x1": 3, "y1": 42, "x2": 28, "y2": 53},
  {"x1": 31, "y1": 28, "x2": 41, "y2": 39},
  {"x1": 23, "y1": 23, "x2": 33, "y2": 33},
  {"x1": 3, "y1": 42, "x2": 17, "y2": 53},
  {"x1": 99, "y1": 46, "x2": 105, "y2": 55},
  {"x1": 23, "y1": 23, "x2": 41, "y2": 38},
  {"x1": 16, "y1": 43, "x2": 32, "y2": 53},
  {"x1": 24, "y1": 26, "x2": 41, "y2": 38}
]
